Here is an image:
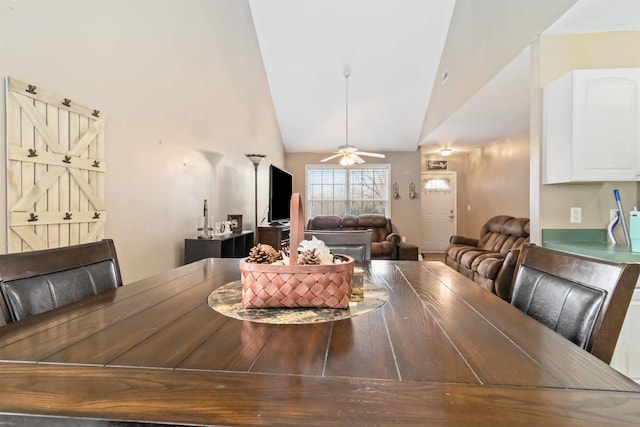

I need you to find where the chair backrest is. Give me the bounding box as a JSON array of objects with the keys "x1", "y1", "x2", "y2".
[
  {"x1": 510, "y1": 244, "x2": 639, "y2": 364},
  {"x1": 0, "y1": 239, "x2": 122, "y2": 323},
  {"x1": 304, "y1": 230, "x2": 372, "y2": 262}
]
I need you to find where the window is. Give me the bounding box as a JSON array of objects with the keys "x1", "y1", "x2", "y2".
[
  {"x1": 422, "y1": 177, "x2": 451, "y2": 194},
  {"x1": 306, "y1": 164, "x2": 390, "y2": 218}
]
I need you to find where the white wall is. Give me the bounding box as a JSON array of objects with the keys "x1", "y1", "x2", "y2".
[
  {"x1": 420, "y1": 0, "x2": 576, "y2": 141},
  {"x1": 465, "y1": 134, "x2": 530, "y2": 235},
  {"x1": 421, "y1": 133, "x2": 530, "y2": 240},
  {"x1": 0, "y1": 0, "x2": 284, "y2": 282}
]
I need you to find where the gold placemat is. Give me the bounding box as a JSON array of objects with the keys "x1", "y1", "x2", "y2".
[{"x1": 208, "y1": 280, "x2": 389, "y2": 324}]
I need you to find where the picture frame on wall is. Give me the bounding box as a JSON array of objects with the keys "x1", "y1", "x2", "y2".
[
  {"x1": 427, "y1": 160, "x2": 448, "y2": 171},
  {"x1": 227, "y1": 214, "x2": 243, "y2": 233}
]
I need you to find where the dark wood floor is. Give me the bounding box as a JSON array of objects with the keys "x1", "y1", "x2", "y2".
[{"x1": 421, "y1": 252, "x2": 445, "y2": 262}]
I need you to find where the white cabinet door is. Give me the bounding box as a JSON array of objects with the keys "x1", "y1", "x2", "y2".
[
  {"x1": 543, "y1": 68, "x2": 640, "y2": 184},
  {"x1": 611, "y1": 287, "x2": 640, "y2": 383}
]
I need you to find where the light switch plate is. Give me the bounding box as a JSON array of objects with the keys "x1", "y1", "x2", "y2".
[{"x1": 570, "y1": 207, "x2": 582, "y2": 224}]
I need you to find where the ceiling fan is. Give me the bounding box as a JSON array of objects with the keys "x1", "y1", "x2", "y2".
[{"x1": 321, "y1": 67, "x2": 385, "y2": 166}]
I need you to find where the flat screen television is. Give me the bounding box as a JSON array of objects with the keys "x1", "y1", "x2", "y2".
[{"x1": 268, "y1": 165, "x2": 293, "y2": 225}]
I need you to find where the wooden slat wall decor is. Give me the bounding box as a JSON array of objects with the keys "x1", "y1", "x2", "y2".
[{"x1": 5, "y1": 77, "x2": 106, "y2": 252}]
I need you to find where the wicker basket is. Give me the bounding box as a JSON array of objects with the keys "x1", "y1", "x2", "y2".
[{"x1": 240, "y1": 193, "x2": 354, "y2": 309}]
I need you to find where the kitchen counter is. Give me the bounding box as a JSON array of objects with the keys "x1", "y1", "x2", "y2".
[{"x1": 542, "y1": 229, "x2": 640, "y2": 263}]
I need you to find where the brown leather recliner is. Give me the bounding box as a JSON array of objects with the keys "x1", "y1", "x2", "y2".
[
  {"x1": 306, "y1": 214, "x2": 401, "y2": 259},
  {"x1": 445, "y1": 215, "x2": 530, "y2": 301}
]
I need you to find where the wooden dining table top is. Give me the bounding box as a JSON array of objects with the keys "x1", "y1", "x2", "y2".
[{"x1": 1, "y1": 258, "x2": 639, "y2": 426}]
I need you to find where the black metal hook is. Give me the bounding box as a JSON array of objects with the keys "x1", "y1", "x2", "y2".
[
  {"x1": 28, "y1": 148, "x2": 38, "y2": 157},
  {"x1": 63, "y1": 212, "x2": 72, "y2": 220},
  {"x1": 26, "y1": 85, "x2": 37, "y2": 94},
  {"x1": 62, "y1": 155, "x2": 71, "y2": 164},
  {"x1": 27, "y1": 213, "x2": 38, "y2": 222},
  {"x1": 93, "y1": 212, "x2": 101, "y2": 219},
  {"x1": 62, "y1": 98, "x2": 71, "y2": 107},
  {"x1": 92, "y1": 110, "x2": 100, "y2": 118},
  {"x1": 92, "y1": 160, "x2": 100, "y2": 168}
]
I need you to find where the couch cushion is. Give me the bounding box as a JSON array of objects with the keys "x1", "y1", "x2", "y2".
[
  {"x1": 341, "y1": 215, "x2": 358, "y2": 227},
  {"x1": 308, "y1": 215, "x2": 342, "y2": 230},
  {"x1": 446, "y1": 245, "x2": 477, "y2": 262},
  {"x1": 494, "y1": 218, "x2": 530, "y2": 254},
  {"x1": 472, "y1": 253, "x2": 506, "y2": 279},
  {"x1": 479, "y1": 215, "x2": 513, "y2": 238},
  {"x1": 478, "y1": 232, "x2": 509, "y2": 252},
  {"x1": 357, "y1": 214, "x2": 388, "y2": 228},
  {"x1": 459, "y1": 249, "x2": 497, "y2": 269},
  {"x1": 502, "y1": 217, "x2": 530, "y2": 237}
]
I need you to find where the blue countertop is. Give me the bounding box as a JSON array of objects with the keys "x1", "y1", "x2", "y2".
[
  {"x1": 542, "y1": 228, "x2": 640, "y2": 263},
  {"x1": 542, "y1": 241, "x2": 640, "y2": 263}
]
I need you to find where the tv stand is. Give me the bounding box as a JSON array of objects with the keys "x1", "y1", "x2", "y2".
[
  {"x1": 258, "y1": 224, "x2": 290, "y2": 251},
  {"x1": 183, "y1": 231, "x2": 254, "y2": 264}
]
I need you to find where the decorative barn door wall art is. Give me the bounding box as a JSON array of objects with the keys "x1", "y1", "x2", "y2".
[{"x1": 6, "y1": 77, "x2": 106, "y2": 252}]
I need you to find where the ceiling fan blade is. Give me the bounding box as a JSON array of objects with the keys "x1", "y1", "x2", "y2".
[
  {"x1": 351, "y1": 154, "x2": 366, "y2": 164},
  {"x1": 338, "y1": 144, "x2": 358, "y2": 154},
  {"x1": 321, "y1": 153, "x2": 342, "y2": 162},
  {"x1": 356, "y1": 151, "x2": 385, "y2": 159}
]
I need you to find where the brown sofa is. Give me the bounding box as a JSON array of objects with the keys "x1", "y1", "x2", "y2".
[
  {"x1": 306, "y1": 214, "x2": 401, "y2": 260},
  {"x1": 445, "y1": 215, "x2": 530, "y2": 300}
]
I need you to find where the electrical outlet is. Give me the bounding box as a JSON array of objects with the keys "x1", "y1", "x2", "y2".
[{"x1": 570, "y1": 207, "x2": 582, "y2": 224}]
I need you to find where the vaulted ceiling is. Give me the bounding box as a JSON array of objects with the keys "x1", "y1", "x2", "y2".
[{"x1": 249, "y1": 0, "x2": 640, "y2": 156}]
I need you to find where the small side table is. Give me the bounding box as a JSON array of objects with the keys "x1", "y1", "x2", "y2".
[{"x1": 398, "y1": 243, "x2": 419, "y2": 261}]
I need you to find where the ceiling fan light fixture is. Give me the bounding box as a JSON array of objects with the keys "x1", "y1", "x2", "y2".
[
  {"x1": 440, "y1": 148, "x2": 453, "y2": 157},
  {"x1": 339, "y1": 155, "x2": 356, "y2": 167}
]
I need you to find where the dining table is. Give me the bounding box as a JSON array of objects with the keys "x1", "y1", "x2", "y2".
[{"x1": 1, "y1": 258, "x2": 639, "y2": 426}]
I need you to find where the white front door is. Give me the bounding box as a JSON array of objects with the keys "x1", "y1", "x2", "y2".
[{"x1": 421, "y1": 172, "x2": 456, "y2": 252}]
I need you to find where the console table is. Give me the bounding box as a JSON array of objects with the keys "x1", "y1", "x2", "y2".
[
  {"x1": 184, "y1": 231, "x2": 254, "y2": 264},
  {"x1": 257, "y1": 224, "x2": 290, "y2": 250}
]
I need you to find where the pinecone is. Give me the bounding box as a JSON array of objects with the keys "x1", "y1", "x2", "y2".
[
  {"x1": 298, "y1": 248, "x2": 321, "y2": 265},
  {"x1": 247, "y1": 244, "x2": 278, "y2": 264}
]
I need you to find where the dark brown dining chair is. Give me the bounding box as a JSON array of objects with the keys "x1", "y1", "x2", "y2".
[
  {"x1": 510, "y1": 244, "x2": 639, "y2": 364},
  {"x1": 0, "y1": 239, "x2": 122, "y2": 323}
]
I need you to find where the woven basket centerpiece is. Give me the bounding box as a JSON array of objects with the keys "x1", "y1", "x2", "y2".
[{"x1": 240, "y1": 193, "x2": 354, "y2": 309}]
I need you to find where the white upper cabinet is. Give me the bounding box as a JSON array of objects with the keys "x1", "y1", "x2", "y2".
[{"x1": 543, "y1": 68, "x2": 640, "y2": 184}]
